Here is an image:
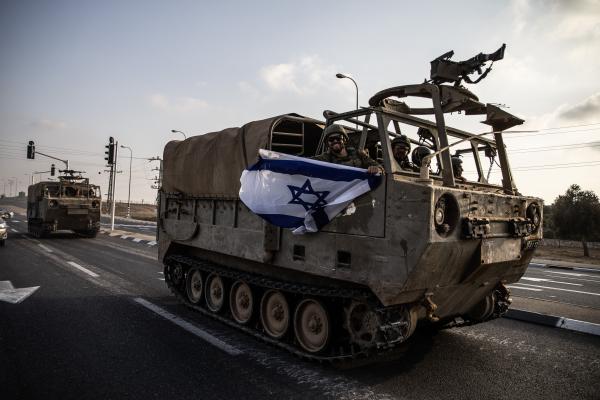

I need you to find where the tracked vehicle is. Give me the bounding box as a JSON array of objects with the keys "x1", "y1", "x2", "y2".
[
  {"x1": 159, "y1": 45, "x2": 543, "y2": 362},
  {"x1": 27, "y1": 171, "x2": 101, "y2": 238}
]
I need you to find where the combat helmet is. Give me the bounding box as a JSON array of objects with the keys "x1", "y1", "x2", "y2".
[
  {"x1": 451, "y1": 156, "x2": 464, "y2": 177},
  {"x1": 322, "y1": 124, "x2": 349, "y2": 142},
  {"x1": 412, "y1": 145, "x2": 432, "y2": 167},
  {"x1": 391, "y1": 135, "x2": 411, "y2": 150}
]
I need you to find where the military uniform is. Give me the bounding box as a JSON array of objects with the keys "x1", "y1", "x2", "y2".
[{"x1": 312, "y1": 147, "x2": 382, "y2": 169}]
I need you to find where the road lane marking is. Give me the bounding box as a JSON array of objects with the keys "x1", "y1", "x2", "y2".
[
  {"x1": 38, "y1": 244, "x2": 53, "y2": 253},
  {"x1": 515, "y1": 283, "x2": 600, "y2": 296},
  {"x1": 544, "y1": 270, "x2": 598, "y2": 278},
  {"x1": 66, "y1": 261, "x2": 99, "y2": 278},
  {"x1": 508, "y1": 285, "x2": 542, "y2": 292},
  {"x1": 0, "y1": 281, "x2": 40, "y2": 304},
  {"x1": 133, "y1": 298, "x2": 242, "y2": 356},
  {"x1": 540, "y1": 271, "x2": 600, "y2": 284},
  {"x1": 520, "y1": 277, "x2": 583, "y2": 286},
  {"x1": 10, "y1": 228, "x2": 19, "y2": 232},
  {"x1": 132, "y1": 238, "x2": 142, "y2": 243},
  {"x1": 121, "y1": 235, "x2": 130, "y2": 239},
  {"x1": 147, "y1": 241, "x2": 157, "y2": 246}
]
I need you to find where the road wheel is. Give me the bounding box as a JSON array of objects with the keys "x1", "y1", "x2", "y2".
[
  {"x1": 260, "y1": 290, "x2": 290, "y2": 339},
  {"x1": 230, "y1": 280, "x2": 254, "y2": 324},
  {"x1": 205, "y1": 273, "x2": 226, "y2": 312},
  {"x1": 294, "y1": 298, "x2": 329, "y2": 353},
  {"x1": 185, "y1": 268, "x2": 203, "y2": 304}
]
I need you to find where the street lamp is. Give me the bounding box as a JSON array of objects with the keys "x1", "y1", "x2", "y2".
[
  {"x1": 170, "y1": 129, "x2": 187, "y2": 139},
  {"x1": 336, "y1": 73, "x2": 359, "y2": 112},
  {"x1": 120, "y1": 145, "x2": 133, "y2": 219}
]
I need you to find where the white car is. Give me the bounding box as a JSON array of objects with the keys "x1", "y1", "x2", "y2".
[
  {"x1": 0, "y1": 217, "x2": 7, "y2": 247},
  {"x1": 0, "y1": 208, "x2": 14, "y2": 219}
]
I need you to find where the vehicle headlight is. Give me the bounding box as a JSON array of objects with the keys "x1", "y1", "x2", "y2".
[{"x1": 0, "y1": 223, "x2": 6, "y2": 229}]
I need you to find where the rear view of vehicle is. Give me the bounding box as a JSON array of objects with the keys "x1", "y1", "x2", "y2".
[{"x1": 27, "y1": 171, "x2": 101, "y2": 238}]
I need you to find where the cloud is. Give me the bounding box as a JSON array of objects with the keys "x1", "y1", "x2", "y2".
[
  {"x1": 557, "y1": 92, "x2": 600, "y2": 121},
  {"x1": 149, "y1": 93, "x2": 208, "y2": 113},
  {"x1": 259, "y1": 55, "x2": 336, "y2": 95},
  {"x1": 511, "y1": 0, "x2": 600, "y2": 40},
  {"x1": 29, "y1": 119, "x2": 67, "y2": 130}
]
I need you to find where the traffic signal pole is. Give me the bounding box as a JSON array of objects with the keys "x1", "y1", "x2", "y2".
[{"x1": 110, "y1": 142, "x2": 118, "y2": 231}]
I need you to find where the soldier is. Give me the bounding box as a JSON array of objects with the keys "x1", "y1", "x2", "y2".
[
  {"x1": 313, "y1": 124, "x2": 383, "y2": 174},
  {"x1": 391, "y1": 135, "x2": 415, "y2": 171},
  {"x1": 452, "y1": 156, "x2": 466, "y2": 182}
]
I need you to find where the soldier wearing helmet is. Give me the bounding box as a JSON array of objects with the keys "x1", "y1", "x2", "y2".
[
  {"x1": 452, "y1": 156, "x2": 466, "y2": 182},
  {"x1": 313, "y1": 124, "x2": 383, "y2": 175},
  {"x1": 391, "y1": 135, "x2": 415, "y2": 171}
]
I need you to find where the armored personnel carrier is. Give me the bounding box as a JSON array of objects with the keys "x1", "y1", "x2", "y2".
[
  {"x1": 159, "y1": 45, "x2": 542, "y2": 362},
  {"x1": 27, "y1": 171, "x2": 101, "y2": 238}
]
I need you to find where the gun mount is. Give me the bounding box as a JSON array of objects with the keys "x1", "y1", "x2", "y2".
[{"x1": 430, "y1": 43, "x2": 506, "y2": 86}]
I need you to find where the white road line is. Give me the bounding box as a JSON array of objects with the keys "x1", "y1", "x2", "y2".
[
  {"x1": 508, "y1": 285, "x2": 543, "y2": 292},
  {"x1": 157, "y1": 278, "x2": 165, "y2": 281},
  {"x1": 10, "y1": 228, "x2": 19, "y2": 232},
  {"x1": 516, "y1": 283, "x2": 600, "y2": 296},
  {"x1": 133, "y1": 298, "x2": 242, "y2": 356},
  {"x1": 121, "y1": 235, "x2": 130, "y2": 239},
  {"x1": 66, "y1": 261, "x2": 99, "y2": 278},
  {"x1": 132, "y1": 238, "x2": 142, "y2": 243},
  {"x1": 38, "y1": 244, "x2": 53, "y2": 253},
  {"x1": 540, "y1": 271, "x2": 600, "y2": 284},
  {"x1": 543, "y1": 270, "x2": 597, "y2": 278},
  {"x1": 520, "y1": 277, "x2": 583, "y2": 286},
  {"x1": 147, "y1": 241, "x2": 157, "y2": 246}
]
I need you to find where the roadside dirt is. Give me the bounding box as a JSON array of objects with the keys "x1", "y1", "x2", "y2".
[{"x1": 534, "y1": 245, "x2": 600, "y2": 265}]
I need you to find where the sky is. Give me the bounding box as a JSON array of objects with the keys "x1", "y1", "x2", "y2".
[{"x1": 1, "y1": 0, "x2": 599, "y2": 204}]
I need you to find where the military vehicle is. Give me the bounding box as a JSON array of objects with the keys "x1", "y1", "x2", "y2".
[
  {"x1": 159, "y1": 45, "x2": 543, "y2": 362},
  {"x1": 27, "y1": 171, "x2": 101, "y2": 238}
]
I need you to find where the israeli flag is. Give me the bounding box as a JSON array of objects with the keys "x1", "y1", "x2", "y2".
[{"x1": 239, "y1": 149, "x2": 382, "y2": 234}]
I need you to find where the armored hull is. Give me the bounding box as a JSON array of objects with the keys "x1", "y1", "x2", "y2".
[
  {"x1": 27, "y1": 178, "x2": 101, "y2": 238},
  {"x1": 159, "y1": 81, "x2": 542, "y2": 361}
]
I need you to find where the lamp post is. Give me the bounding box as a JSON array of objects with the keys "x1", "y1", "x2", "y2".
[
  {"x1": 120, "y1": 145, "x2": 133, "y2": 219},
  {"x1": 170, "y1": 129, "x2": 187, "y2": 139},
  {"x1": 336, "y1": 73, "x2": 358, "y2": 112}
]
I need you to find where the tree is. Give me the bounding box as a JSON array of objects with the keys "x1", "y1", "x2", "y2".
[{"x1": 552, "y1": 184, "x2": 600, "y2": 257}]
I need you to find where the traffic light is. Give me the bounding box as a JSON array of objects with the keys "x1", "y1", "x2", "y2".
[
  {"x1": 50, "y1": 164, "x2": 56, "y2": 176},
  {"x1": 27, "y1": 141, "x2": 35, "y2": 159},
  {"x1": 105, "y1": 136, "x2": 115, "y2": 165}
]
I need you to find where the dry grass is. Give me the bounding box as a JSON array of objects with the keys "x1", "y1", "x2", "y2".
[
  {"x1": 103, "y1": 202, "x2": 157, "y2": 221},
  {"x1": 535, "y1": 245, "x2": 600, "y2": 265}
]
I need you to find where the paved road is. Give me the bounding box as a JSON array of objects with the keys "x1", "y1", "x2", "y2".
[
  {"x1": 1, "y1": 216, "x2": 599, "y2": 399},
  {"x1": 510, "y1": 263, "x2": 600, "y2": 309}
]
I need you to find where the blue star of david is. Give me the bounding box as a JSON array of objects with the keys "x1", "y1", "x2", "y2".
[{"x1": 287, "y1": 179, "x2": 329, "y2": 211}]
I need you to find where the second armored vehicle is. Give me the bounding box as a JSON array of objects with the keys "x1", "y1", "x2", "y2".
[{"x1": 27, "y1": 171, "x2": 101, "y2": 238}]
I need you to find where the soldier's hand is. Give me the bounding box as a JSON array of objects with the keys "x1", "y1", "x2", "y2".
[{"x1": 367, "y1": 166, "x2": 384, "y2": 175}]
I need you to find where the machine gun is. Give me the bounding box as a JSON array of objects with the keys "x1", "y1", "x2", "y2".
[
  {"x1": 58, "y1": 169, "x2": 89, "y2": 184},
  {"x1": 430, "y1": 44, "x2": 506, "y2": 86}
]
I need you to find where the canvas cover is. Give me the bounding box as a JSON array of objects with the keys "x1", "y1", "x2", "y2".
[{"x1": 162, "y1": 115, "x2": 293, "y2": 197}]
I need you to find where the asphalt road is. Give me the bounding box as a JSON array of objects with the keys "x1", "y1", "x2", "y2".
[
  {"x1": 510, "y1": 263, "x2": 600, "y2": 309},
  {"x1": 1, "y1": 216, "x2": 599, "y2": 400}
]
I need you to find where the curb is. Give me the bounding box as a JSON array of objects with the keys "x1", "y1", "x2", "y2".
[
  {"x1": 100, "y1": 230, "x2": 157, "y2": 247},
  {"x1": 505, "y1": 308, "x2": 600, "y2": 337}
]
